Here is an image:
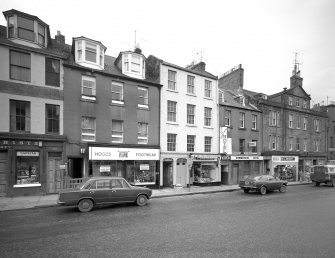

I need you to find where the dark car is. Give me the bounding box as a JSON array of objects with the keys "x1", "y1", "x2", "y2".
[
  {"x1": 310, "y1": 165, "x2": 335, "y2": 187},
  {"x1": 57, "y1": 177, "x2": 152, "y2": 212},
  {"x1": 239, "y1": 175, "x2": 288, "y2": 195}
]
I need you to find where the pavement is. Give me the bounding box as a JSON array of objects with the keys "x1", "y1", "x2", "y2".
[{"x1": 0, "y1": 181, "x2": 311, "y2": 212}]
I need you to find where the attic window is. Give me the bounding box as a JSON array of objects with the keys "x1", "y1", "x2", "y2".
[
  {"x1": 122, "y1": 53, "x2": 145, "y2": 79},
  {"x1": 7, "y1": 14, "x2": 46, "y2": 47},
  {"x1": 75, "y1": 39, "x2": 105, "y2": 70}
]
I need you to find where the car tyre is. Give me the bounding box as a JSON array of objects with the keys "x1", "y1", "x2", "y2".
[
  {"x1": 243, "y1": 189, "x2": 250, "y2": 193},
  {"x1": 279, "y1": 184, "x2": 287, "y2": 193},
  {"x1": 332, "y1": 179, "x2": 335, "y2": 187},
  {"x1": 312, "y1": 181, "x2": 320, "y2": 187},
  {"x1": 78, "y1": 199, "x2": 94, "y2": 212},
  {"x1": 260, "y1": 186, "x2": 267, "y2": 195},
  {"x1": 136, "y1": 195, "x2": 148, "y2": 206}
]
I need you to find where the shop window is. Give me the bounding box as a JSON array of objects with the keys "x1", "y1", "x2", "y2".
[
  {"x1": 10, "y1": 100, "x2": 30, "y2": 132},
  {"x1": 10, "y1": 50, "x2": 31, "y2": 82},
  {"x1": 15, "y1": 151, "x2": 40, "y2": 186},
  {"x1": 45, "y1": 58, "x2": 60, "y2": 86},
  {"x1": 193, "y1": 163, "x2": 217, "y2": 183},
  {"x1": 45, "y1": 104, "x2": 60, "y2": 134}
]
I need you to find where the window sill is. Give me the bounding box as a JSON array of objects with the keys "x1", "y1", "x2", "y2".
[
  {"x1": 81, "y1": 95, "x2": 97, "y2": 102},
  {"x1": 111, "y1": 100, "x2": 124, "y2": 105},
  {"x1": 238, "y1": 127, "x2": 246, "y2": 130},
  {"x1": 186, "y1": 124, "x2": 197, "y2": 127},
  {"x1": 166, "y1": 89, "x2": 178, "y2": 93},
  {"x1": 14, "y1": 183, "x2": 41, "y2": 188},
  {"x1": 204, "y1": 126, "x2": 214, "y2": 129},
  {"x1": 166, "y1": 121, "x2": 178, "y2": 125},
  {"x1": 251, "y1": 129, "x2": 259, "y2": 132},
  {"x1": 186, "y1": 93, "x2": 197, "y2": 97},
  {"x1": 203, "y1": 97, "x2": 213, "y2": 100},
  {"x1": 137, "y1": 105, "x2": 149, "y2": 110}
]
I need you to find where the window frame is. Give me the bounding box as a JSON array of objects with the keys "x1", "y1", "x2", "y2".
[
  {"x1": 10, "y1": 100, "x2": 30, "y2": 132},
  {"x1": 81, "y1": 117, "x2": 96, "y2": 142},
  {"x1": 204, "y1": 80, "x2": 212, "y2": 98},
  {"x1": 187, "y1": 135, "x2": 195, "y2": 152},
  {"x1": 45, "y1": 57, "x2": 60, "y2": 87},
  {"x1": 81, "y1": 76, "x2": 96, "y2": 100},
  {"x1": 204, "y1": 107, "x2": 212, "y2": 127},
  {"x1": 204, "y1": 136, "x2": 212, "y2": 153},
  {"x1": 167, "y1": 133, "x2": 177, "y2": 151},
  {"x1": 167, "y1": 101, "x2": 177, "y2": 122},
  {"x1": 138, "y1": 122, "x2": 148, "y2": 144},
  {"x1": 239, "y1": 112, "x2": 245, "y2": 128},
  {"x1": 168, "y1": 70, "x2": 177, "y2": 91},
  {"x1": 17, "y1": 16, "x2": 34, "y2": 42},
  {"x1": 138, "y1": 87, "x2": 149, "y2": 107},
  {"x1": 45, "y1": 104, "x2": 60, "y2": 134},
  {"x1": 239, "y1": 138, "x2": 245, "y2": 154},
  {"x1": 10, "y1": 50, "x2": 31, "y2": 82},
  {"x1": 289, "y1": 114, "x2": 293, "y2": 128},
  {"x1": 187, "y1": 104, "x2": 196, "y2": 125},
  {"x1": 252, "y1": 114, "x2": 257, "y2": 130},
  {"x1": 187, "y1": 75, "x2": 195, "y2": 94},
  {"x1": 111, "y1": 120, "x2": 124, "y2": 143},
  {"x1": 225, "y1": 110, "x2": 231, "y2": 127},
  {"x1": 111, "y1": 81, "x2": 124, "y2": 103}
]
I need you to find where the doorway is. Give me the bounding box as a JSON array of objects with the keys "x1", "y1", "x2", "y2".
[
  {"x1": 0, "y1": 152, "x2": 7, "y2": 196},
  {"x1": 163, "y1": 161, "x2": 173, "y2": 187},
  {"x1": 47, "y1": 152, "x2": 63, "y2": 193}
]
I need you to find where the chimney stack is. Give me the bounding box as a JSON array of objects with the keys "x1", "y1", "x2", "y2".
[{"x1": 55, "y1": 31, "x2": 65, "y2": 44}]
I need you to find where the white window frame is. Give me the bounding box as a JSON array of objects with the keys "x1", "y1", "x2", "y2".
[
  {"x1": 303, "y1": 139, "x2": 307, "y2": 151},
  {"x1": 225, "y1": 110, "x2": 231, "y2": 126},
  {"x1": 289, "y1": 138, "x2": 293, "y2": 151},
  {"x1": 303, "y1": 117, "x2": 308, "y2": 130},
  {"x1": 81, "y1": 76, "x2": 96, "y2": 101},
  {"x1": 303, "y1": 101, "x2": 307, "y2": 108},
  {"x1": 111, "y1": 120, "x2": 123, "y2": 143},
  {"x1": 218, "y1": 90, "x2": 224, "y2": 103},
  {"x1": 138, "y1": 122, "x2": 148, "y2": 144},
  {"x1": 289, "y1": 114, "x2": 293, "y2": 128},
  {"x1": 81, "y1": 117, "x2": 96, "y2": 142},
  {"x1": 296, "y1": 98, "x2": 300, "y2": 107},
  {"x1": 297, "y1": 117, "x2": 301, "y2": 129},
  {"x1": 252, "y1": 114, "x2": 257, "y2": 130},
  {"x1": 204, "y1": 136, "x2": 212, "y2": 153},
  {"x1": 75, "y1": 39, "x2": 104, "y2": 69},
  {"x1": 167, "y1": 133, "x2": 176, "y2": 151},
  {"x1": 296, "y1": 138, "x2": 300, "y2": 151},
  {"x1": 187, "y1": 75, "x2": 195, "y2": 95},
  {"x1": 168, "y1": 70, "x2": 177, "y2": 91},
  {"x1": 288, "y1": 96, "x2": 293, "y2": 105},
  {"x1": 187, "y1": 104, "x2": 196, "y2": 125},
  {"x1": 314, "y1": 119, "x2": 320, "y2": 132},
  {"x1": 204, "y1": 107, "x2": 212, "y2": 127},
  {"x1": 187, "y1": 135, "x2": 195, "y2": 152},
  {"x1": 111, "y1": 81, "x2": 124, "y2": 104},
  {"x1": 138, "y1": 87, "x2": 149, "y2": 108},
  {"x1": 204, "y1": 80, "x2": 212, "y2": 98},
  {"x1": 239, "y1": 112, "x2": 245, "y2": 128},
  {"x1": 167, "y1": 101, "x2": 177, "y2": 122}
]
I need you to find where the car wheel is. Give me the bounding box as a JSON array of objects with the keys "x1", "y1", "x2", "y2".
[
  {"x1": 243, "y1": 189, "x2": 250, "y2": 193},
  {"x1": 78, "y1": 199, "x2": 94, "y2": 212},
  {"x1": 279, "y1": 185, "x2": 287, "y2": 193},
  {"x1": 312, "y1": 181, "x2": 319, "y2": 187},
  {"x1": 260, "y1": 186, "x2": 267, "y2": 195},
  {"x1": 136, "y1": 195, "x2": 148, "y2": 206},
  {"x1": 333, "y1": 179, "x2": 335, "y2": 187}
]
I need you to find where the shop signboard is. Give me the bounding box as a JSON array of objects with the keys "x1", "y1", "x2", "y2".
[
  {"x1": 17, "y1": 151, "x2": 39, "y2": 156},
  {"x1": 89, "y1": 147, "x2": 160, "y2": 161},
  {"x1": 100, "y1": 166, "x2": 110, "y2": 173},
  {"x1": 219, "y1": 127, "x2": 232, "y2": 154},
  {"x1": 140, "y1": 164, "x2": 150, "y2": 170},
  {"x1": 272, "y1": 156, "x2": 298, "y2": 162},
  {"x1": 231, "y1": 156, "x2": 263, "y2": 160}
]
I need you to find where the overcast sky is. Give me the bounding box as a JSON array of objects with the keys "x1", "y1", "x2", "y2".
[{"x1": 2, "y1": 0, "x2": 335, "y2": 105}]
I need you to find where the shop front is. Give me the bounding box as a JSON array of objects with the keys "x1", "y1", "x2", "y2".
[
  {"x1": 298, "y1": 155, "x2": 327, "y2": 182},
  {"x1": 271, "y1": 156, "x2": 299, "y2": 182},
  {"x1": 228, "y1": 155, "x2": 264, "y2": 185},
  {"x1": 89, "y1": 147, "x2": 160, "y2": 187},
  {"x1": 0, "y1": 136, "x2": 66, "y2": 197},
  {"x1": 191, "y1": 154, "x2": 221, "y2": 186}
]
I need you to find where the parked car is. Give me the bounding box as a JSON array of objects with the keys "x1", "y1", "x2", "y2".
[
  {"x1": 310, "y1": 165, "x2": 335, "y2": 187},
  {"x1": 57, "y1": 177, "x2": 152, "y2": 212},
  {"x1": 239, "y1": 175, "x2": 288, "y2": 195}
]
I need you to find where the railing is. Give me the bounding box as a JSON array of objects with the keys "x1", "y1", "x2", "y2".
[{"x1": 66, "y1": 177, "x2": 85, "y2": 189}]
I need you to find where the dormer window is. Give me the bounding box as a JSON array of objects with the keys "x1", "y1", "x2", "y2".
[
  {"x1": 122, "y1": 53, "x2": 145, "y2": 79},
  {"x1": 5, "y1": 11, "x2": 47, "y2": 47},
  {"x1": 74, "y1": 38, "x2": 106, "y2": 70}
]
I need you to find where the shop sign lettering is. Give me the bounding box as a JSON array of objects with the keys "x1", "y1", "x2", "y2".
[
  {"x1": 231, "y1": 156, "x2": 264, "y2": 160},
  {"x1": 89, "y1": 147, "x2": 160, "y2": 160},
  {"x1": 17, "y1": 151, "x2": 39, "y2": 156},
  {"x1": 0, "y1": 140, "x2": 39, "y2": 146},
  {"x1": 272, "y1": 156, "x2": 298, "y2": 162}
]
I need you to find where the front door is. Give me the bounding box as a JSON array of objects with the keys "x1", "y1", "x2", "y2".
[
  {"x1": 232, "y1": 164, "x2": 239, "y2": 185},
  {"x1": 0, "y1": 152, "x2": 7, "y2": 196},
  {"x1": 47, "y1": 153, "x2": 63, "y2": 193}
]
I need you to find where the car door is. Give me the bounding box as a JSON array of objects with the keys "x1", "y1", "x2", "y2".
[
  {"x1": 267, "y1": 176, "x2": 279, "y2": 190},
  {"x1": 110, "y1": 178, "x2": 136, "y2": 203},
  {"x1": 89, "y1": 179, "x2": 113, "y2": 205}
]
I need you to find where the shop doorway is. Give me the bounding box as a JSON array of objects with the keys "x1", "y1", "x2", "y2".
[
  {"x1": 47, "y1": 152, "x2": 63, "y2": 193},
  {"x1": 232, "y1": 164, "x2": 239, "y2": 184},
  {"x1": 68, "y1": 158, "x2": 83, "y2": 178},
  {"x1": 221, "y1": 165, "x2": 229, "y2": 185},
  {"x1": 163, "y1": 161, "x2": 173, "y2": 187},
  {"x1": 176, "y1": 159, "x2": 187, "y2": 187},
  {"x1": 0, "y1": 152, "x2": 7, "y2": 196}
]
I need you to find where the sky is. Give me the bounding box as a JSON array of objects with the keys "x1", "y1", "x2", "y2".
[{"x1": 1, "y1": 0, "x2": 335, "y2": 105}]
